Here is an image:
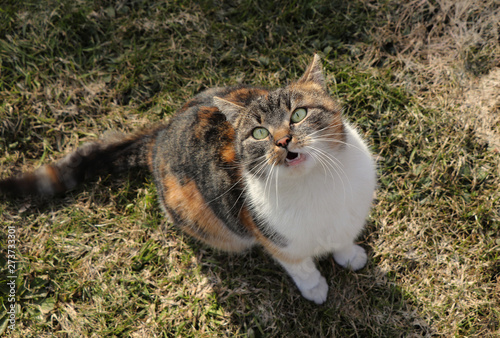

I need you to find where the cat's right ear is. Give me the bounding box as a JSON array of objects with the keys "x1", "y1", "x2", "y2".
[
  {"x1": 213, "y1": 97, "x2": 245, "y2": 124},
  {"x1": 297, "y1": 54, "x2": 326, "y2": 90}
]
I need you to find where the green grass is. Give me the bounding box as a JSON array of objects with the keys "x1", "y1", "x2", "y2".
[{"x1": 1, "y1": 0, "x2": 499, "y2": 336}]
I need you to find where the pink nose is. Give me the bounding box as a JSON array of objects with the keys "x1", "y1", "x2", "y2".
[{"x1": 276, "y1": 135, "x2": 291, "y2": 147}]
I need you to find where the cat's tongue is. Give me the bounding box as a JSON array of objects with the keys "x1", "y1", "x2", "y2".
[{"x1": 285, "y1": 151, "x2": 305, "y2": 166}]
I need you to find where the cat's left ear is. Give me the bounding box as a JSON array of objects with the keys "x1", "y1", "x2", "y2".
[
  {"x1": 297, "y1": 54, "x2": 326, "y2": 89},
  {"x1": 213, "y1": 97, "x2": 245, "y2": 124}
]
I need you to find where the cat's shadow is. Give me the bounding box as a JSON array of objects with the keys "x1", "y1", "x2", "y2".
[{"x1": 194, "y1": 239, "x2": 433, "y2": 337}]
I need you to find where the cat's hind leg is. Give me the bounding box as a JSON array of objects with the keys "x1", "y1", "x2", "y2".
[
  {"x1": 278, "y1": 257, "x2": 328, "y2": 304},
  {"x1": 333, "y1": 244, "x2": 367, "y2": 271}
]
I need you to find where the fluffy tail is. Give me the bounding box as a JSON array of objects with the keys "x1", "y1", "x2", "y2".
[{"x1": 0, "y1": 126, "x2": 163, "y2": 197}]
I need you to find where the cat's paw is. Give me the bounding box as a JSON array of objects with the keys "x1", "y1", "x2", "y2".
[
  {"x1": 298, "y1": 275, "x2": 328, "y2": 305},
  {"x1": 333, "y1": 244, "x2": 367, "y2": 271},
  {"x1": 279, "y1": 257, "x2": 329, "y2": 304}
]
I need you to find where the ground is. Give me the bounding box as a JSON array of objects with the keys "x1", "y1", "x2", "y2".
[{"x1": 0, "y1": 0, "x2": 499, "y2": 336}]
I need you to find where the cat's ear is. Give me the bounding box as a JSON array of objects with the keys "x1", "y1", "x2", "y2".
[
  {"x1": 297, "y1": 54, "x2": 326, "y2": 89},
  {"x1": 213, "y1": 96, "x2": 245, "y2": 124}
]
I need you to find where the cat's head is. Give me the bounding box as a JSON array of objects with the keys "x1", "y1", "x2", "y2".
[{"x1": 214, "y1": 55, "x2": 345, "y2": 179}]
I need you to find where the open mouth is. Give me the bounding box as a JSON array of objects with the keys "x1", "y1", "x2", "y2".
[
  {"x1": 284, "y1": 151, "x2": 306, "y2": 166},
  {"x1": 286, "y1": 151, "x2": 299, "y2": 161}
]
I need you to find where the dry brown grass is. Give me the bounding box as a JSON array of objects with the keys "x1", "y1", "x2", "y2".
[{"x1": 367, "y1": 0, "x2": 500, "y2": 150}]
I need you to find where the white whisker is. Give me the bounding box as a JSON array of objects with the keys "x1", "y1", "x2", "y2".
[
  {"x1": 308, "y1": 146, "x2": 343, "y2": 193},
  {"x1": 306, "y1": 148, "x2": 335, "y2": 187},
  {"x1": 311, "y1": 137, "x2": 367, "y2": 154},
  {"x1": 264, "y1": 159, "x2": 275, "y2": 204},
  {"x1": 307, "y1": 144, "x2": 353, "y2": 203},
  {"x1": 274, "y1": 165, "x2": 279, "y2": 208}
]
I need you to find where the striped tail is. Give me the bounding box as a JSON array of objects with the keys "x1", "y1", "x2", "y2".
[{"x1": 0, "y1": 126, "x2": 163, "y2": 197}]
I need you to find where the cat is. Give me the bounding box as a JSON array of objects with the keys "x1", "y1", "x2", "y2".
[{"x1": 0, "y1": 55, "x2": 376, "y2": 304}]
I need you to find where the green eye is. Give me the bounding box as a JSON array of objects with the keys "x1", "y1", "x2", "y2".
[
  {"x1": 252, "y1": 127, "x2": 269, "y2": 140},
  {"x1": 291, "y1": 108, "x2": 307, "y2": 123}
]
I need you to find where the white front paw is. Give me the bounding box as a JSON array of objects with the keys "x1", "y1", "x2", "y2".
[
  {"x1": 333, "y1": 244, "x2": 367, "y2": 271},
  {"x1": 279, "y1": 258, "x2": 329, "y2": 304},
  {"x1": 298, "y1": 275, "x2": 328, "y2": 305}
]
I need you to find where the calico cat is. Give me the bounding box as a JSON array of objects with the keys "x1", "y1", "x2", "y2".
[{"x1": 0, "y1": 55, "x2": 376, "y2": 304}]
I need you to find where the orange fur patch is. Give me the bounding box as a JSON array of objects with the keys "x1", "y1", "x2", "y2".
[
  {"x1": 163, "y1": 174, "x2": 251, "y2": 252},
  {"x1": 219, "y1": 127, "x2": 236, "y2": 163},
  {"x1": 220, "y1": 144, "x2": 236, "y2": 163},
  {"x1": 239, "y1": 207, "x2": 299, "y2": 264},
  {"x1": 43, "y1": 165, "x2": 65, "y2": 193},
  {"x1": 225, "y1": 88, "x2": 268, "y2": 104},
  {"x1": 195, "y1": 106, "x2": 220, "y2": 139}
]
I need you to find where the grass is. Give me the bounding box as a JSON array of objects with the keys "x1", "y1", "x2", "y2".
[{"x1": 0, "y1": 0, "x2": 499, "y2": 336}]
